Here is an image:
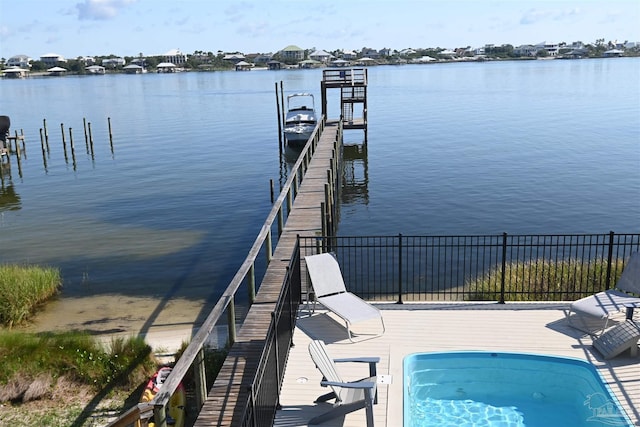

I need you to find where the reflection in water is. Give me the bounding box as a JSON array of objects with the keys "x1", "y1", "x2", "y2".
[
  {"x1": 0, "y1": 159, "x2": 21, "y2": 212},
  {"x1": 0, "y1": 183, "x2": 21, "y2": 212},
  {"x1": 342, "y1": 142, "x2": 369, "y2": 205},
  {"x1": 279, "y1": 137, "x2": 370, "y2": 208}
]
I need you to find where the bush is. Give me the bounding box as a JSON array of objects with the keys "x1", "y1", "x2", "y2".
[{"x1": 0, "y1": 264, "x2": 61, "y2": 327}]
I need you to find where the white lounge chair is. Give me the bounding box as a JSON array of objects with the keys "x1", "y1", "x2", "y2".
[
  {"x1": 308, "y1": 340, "x2": 378, "y2": 426},
  {"x1": 567, "y1": 252, "x2": 640, "y2": 335},
  {"x1": 305, "y1": 252, "x2": 385, "y2": 342},
  {"x1": 592, "y1": 320, "x2": 640, "y2": 359}
]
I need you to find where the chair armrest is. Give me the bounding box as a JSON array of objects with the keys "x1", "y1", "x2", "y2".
[
  {"x1": 333, "y1": 357, "x2": 379, "y2": 377},
  {"x1": 321, "y1": 380, "x2": 376, "y2": 390},
  {"x1": 333, "y1": 357, "x2": 380, "y2": 364}
]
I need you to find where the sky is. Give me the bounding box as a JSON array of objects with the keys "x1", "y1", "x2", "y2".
[{"x1": 1, "y1": 0, "x2": 639, "y2": 59}]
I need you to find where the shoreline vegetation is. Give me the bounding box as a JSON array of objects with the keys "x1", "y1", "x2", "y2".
[
  {"x1": 3, "y1": 47, "x2": 639, "y2": 78},
  {"x1": 0, "y1": 263, "x2": 228, "y2": 426}
]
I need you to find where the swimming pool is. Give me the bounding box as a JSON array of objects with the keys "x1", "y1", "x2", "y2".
[{"x1": 404, "y1": 352, "x2": 632, "y2": 427}]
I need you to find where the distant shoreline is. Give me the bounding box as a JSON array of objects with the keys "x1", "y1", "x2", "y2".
[{"x1": 3, "y1": 54, "x2": 637, "y2": 79}]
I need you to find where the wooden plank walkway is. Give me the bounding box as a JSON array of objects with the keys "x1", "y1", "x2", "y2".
[{"x1": 194, "y1": 122, "x2": 341, "y2": 426}]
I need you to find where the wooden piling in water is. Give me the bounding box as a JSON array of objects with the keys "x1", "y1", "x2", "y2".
[
  {"x1": 60, "y1": 123, "x2": 66, "y2": 147},
  {"x1": 69, "y1": 127, "x2": 75, "y2": 151},
  {"x1": 83, "y1": 118, "x2": 88, "y2": 148},
  {"x1": 275, "y1": 83, "x2": 283, "y2": 153},
  {"x1": 88, "y1": 122, "x2": 94, "y2": 153},
  {"x1": 43, "y1": 119, "x2": 49, "y2": 147},
  {"x1": 108, "y1": 117, "x2": 114, "y2": 153}
]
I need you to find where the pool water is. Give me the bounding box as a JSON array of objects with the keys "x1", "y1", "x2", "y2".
[{"x1": 403, "y1": 352, "x2": 632, "y2": 427}]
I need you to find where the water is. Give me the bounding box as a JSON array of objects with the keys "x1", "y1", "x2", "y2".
[
  {"x1": 404, "y1": 352, "x2": 633, "y2": 427},
  {"x1": 1, "y1": 58, "x2": 638, "y2": 336}
]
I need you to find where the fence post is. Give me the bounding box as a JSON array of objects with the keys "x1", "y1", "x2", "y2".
[
  {"x1": 397, "y1": 234, "x2": 403, "y2": 304},
  {"x1": 500, "y1": 232, "x2": 507, "y2": 304},
  {"x1": 271, "y1": 311, "x2": 281, "y2": 409},
  {"x1": 605, "y1": 230, "x2": 615, "y2": 290}
]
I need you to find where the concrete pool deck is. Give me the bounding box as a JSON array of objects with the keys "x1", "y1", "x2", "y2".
[{"x1": 274, "y1": 303, "x2": 640, "y2": 426}]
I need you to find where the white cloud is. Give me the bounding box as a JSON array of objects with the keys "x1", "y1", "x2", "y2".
[{"x1": 76, "y1": 0, "x2": 137, "y2": 21}]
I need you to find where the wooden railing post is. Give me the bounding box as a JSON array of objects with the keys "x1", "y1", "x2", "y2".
[
  {"x1": 248, "y1": 263, "x2": 256, "y2": 304},
  {"x1": 227, "y1": 299, "x2": 237, "y2": 346},
  {"x1": 194, "y1": 348, "x2": 207, "y2": 409},
  {"x1": 266, "y1": 230, "x2": 273, "y2": 263}
]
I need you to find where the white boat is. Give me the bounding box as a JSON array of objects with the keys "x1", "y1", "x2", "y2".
[{"x1": 283, "y1": 93, "x2": 317, "y2": 147}]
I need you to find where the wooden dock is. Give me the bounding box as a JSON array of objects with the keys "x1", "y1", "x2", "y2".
[{"x1": 193, "y1": 121, "x2": 343, "y2": 426}]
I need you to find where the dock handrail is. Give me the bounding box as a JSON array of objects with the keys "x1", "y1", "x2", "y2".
[
  {"x1": 322, "y1": 68, "x2": 367, "y2": 86},
  {"x1": 106, "y1": 115, "x2": 327, "y2": 427}
]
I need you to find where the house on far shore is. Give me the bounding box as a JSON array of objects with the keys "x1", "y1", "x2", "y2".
[
  {"x1": 309, "y1": 49, "x2": 333, "y2": 64},
  {"x1": 279, "y1": 45, "x2": 304, "y2": 62},
  {"x1": 40, "y1": 53, "x2": 67, "y2": 67},
  {"x1": 163, "y1": 49, "x2": 187, "y2": 65},
  {"x1": 102, "y1": 57, "x2": 126, "y2": 68},
  {"x1": 223, "y1": 53, "x2": 246, "y2": 64},
  {"x1": 6, "y1": 54, "x2": 31, "y2": 68}
]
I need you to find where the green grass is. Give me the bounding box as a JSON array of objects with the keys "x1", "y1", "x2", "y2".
[
  {"x1": 466, "y1": 257, "x2": 626, "y2": 302},
  {"x1": 0, "y1": 264, "x2": 61, "y2": 327},
  {"x1": 0, "y1": 331, "x2": 156, "y2": 401}
]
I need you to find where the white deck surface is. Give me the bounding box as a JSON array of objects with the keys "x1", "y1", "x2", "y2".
[{"x1": 274, "y1": 303, "x2": 640, "y2": 426}]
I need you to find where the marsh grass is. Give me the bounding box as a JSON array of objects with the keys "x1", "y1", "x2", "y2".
[
  {"x1": 0, "y1": 264, "x2": 61, "y2": 327},
  {"x1": 0, "y1": 331, "x2": 156, "y2": 403},
  {"x1": 466, "y1": 258, "x2": 626, "y2": 302}
]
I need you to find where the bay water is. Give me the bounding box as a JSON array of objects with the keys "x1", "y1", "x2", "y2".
[{"x1": 1, "y1": 58, "x2": 638, "y2": 338}]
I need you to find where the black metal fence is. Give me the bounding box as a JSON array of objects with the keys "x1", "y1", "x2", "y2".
[
  {"x1": 241, "y1": 248, "x2": 302, "y2": 427},
  {"x1": 298, "y1": 232, "x2": 640, "y2": 303}
]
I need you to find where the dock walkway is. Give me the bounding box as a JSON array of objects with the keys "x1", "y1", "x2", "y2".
[{"x1": 194, "y1": 122, "x2": 341, "y2": 426}]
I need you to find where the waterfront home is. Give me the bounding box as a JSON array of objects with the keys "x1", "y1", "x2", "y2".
[
  {"x1": 40, "y1": 53, "x2": 66, "y2": 66},
  {"x1": 309, "y1": 49, "x2": 333, "y2": 64},
  {"x1": 163, "y1": 49, "x2": 187, "y2": 65},
  {"x1": 535, "y1": 41, "x2": 560, "y2": 56},
  {"x1": 222, "y1": 53, "x2": 245, "y2": 64},
  {"x1": 6, "y1": 54, "x2": 31, "y2": 68},
  {"x1": 102, "y1": 57, "x2": 126, "y2": 68},
  {"x1": 279, "y1": 45, "x2": 305, "y2": 62}
]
